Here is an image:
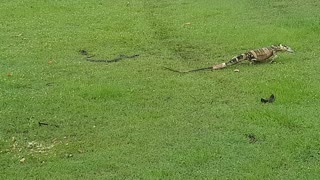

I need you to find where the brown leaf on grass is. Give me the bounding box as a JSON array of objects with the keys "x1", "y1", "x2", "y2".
[
  {"x1": 20, "y1": 157, "x2": 25, "y2": 163},
  {"x1": 65, "y1": 153, "x2": 73, "y2": 158},
  {"x1": 246, "y1": 134, "x2": 257, "y2": 143}
]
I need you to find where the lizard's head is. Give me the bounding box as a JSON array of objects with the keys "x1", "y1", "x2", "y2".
[{"x1": 272, "y1": 44, "x2": 294, "y2": 53}]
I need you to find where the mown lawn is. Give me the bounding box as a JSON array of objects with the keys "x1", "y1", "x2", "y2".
[{"x1": 1, "y1": 0, "x2": 320, "y2": 179}]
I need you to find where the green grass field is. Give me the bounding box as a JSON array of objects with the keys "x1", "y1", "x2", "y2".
[{"x1": 1, "y1": 0, "x2": 320, "y2": 179}]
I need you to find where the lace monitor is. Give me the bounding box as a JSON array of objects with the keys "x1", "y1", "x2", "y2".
[{"x1": 165, "y1": 44, "x2": 294, "y2": 73}]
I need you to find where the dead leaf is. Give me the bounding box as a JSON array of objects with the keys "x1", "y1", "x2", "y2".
[
  {"x1": 20, "y1": 157, "x2": 26, "y2": 163},
  {"x1": 13, "y1": 33, "x2": 23, "y2": 37},
  {"x1": 65, "y1": 153, "x2": 73, "y2": 158}
]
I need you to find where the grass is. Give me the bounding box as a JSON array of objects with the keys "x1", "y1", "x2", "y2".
[{"x1": 1, "y1": 0, "x2": 320, "y2": 179}]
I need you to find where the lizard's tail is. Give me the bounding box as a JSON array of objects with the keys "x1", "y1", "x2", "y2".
[{"x1": 163, "y1": 66, "x2": 212, "y2": 73}]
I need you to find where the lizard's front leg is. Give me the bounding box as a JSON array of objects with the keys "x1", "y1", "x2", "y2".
[{"x1": 269, "y1": 54, "x2": 278, "y2": 63}]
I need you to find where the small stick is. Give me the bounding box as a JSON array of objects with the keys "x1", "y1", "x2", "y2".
[
  {"x1": 38, "y1": 122, "x2": 59, "y2": 128},
  {"x1": 38, "y1": 122, "x2": 48, "y2": 126}
]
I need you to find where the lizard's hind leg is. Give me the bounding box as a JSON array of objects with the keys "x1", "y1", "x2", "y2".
[
  {"x1": 213, "y1": 54, "x2": 246, "y2": 70},
  {"x1": 212, "y1": 63, "x2": 227, "y2": 70},
  {"x1": 225, "y1": 54, "x2": 246, "y2": 66}
]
